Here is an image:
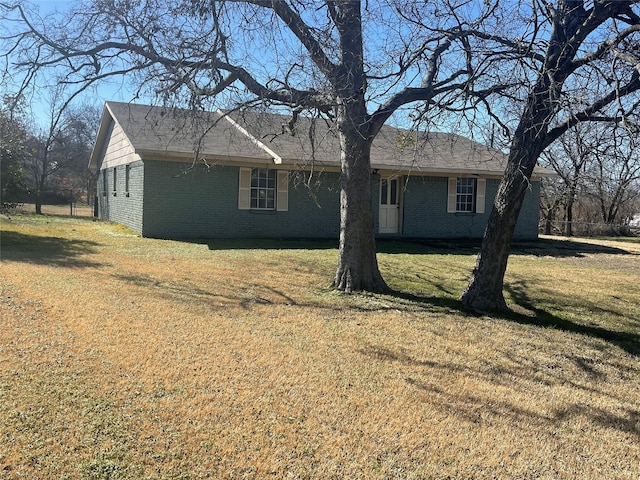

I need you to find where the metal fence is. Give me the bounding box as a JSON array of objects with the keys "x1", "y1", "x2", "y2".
[{"x1": 541, "y1": 220, "x2": 640, "y2": 237}]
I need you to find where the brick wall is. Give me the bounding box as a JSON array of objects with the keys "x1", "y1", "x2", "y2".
[
  {"x1": 141, "y1": 161, "x2": 341, "y2": 239},
  {"x1": 400, "y1": 176, "x2": 539, "y2": 240},
  {"x1": 98, "y1": 160, "x2": 540, "y2": 240},
  {"x1": 96, "y1": 161, "x2": 144, "y2": 233}
]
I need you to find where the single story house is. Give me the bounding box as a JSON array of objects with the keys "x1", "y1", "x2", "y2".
[{"x1": 89, "y1": 101, "x2": 548, "y2": 240}]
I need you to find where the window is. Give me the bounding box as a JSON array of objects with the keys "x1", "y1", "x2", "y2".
[
  {"x1": 113, "y1": 167, "x2": 117, "y2": 193},
  {"x1": 238, "y1": 168, "x2": 288, "y2": 211},
  {"x1": 380, "y1": 178, "x2": 399, "y2": 206},
  {"x1": 125, "y1": 164, "x2": 130, "y2": 195},
  {"x1": 456, "y1": 178, "x2": 475, "y2": 212},
  {"x1": 251, "y1": 168, "x2": 276, "y2": 209},
  {"x1": 447, "y1": 177, "x2": 486, "y2": 214}
]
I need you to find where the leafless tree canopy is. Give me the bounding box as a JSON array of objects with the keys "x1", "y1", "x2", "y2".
[{"x1": 3, "y1": 2, "x2": 513, "y2": 122}]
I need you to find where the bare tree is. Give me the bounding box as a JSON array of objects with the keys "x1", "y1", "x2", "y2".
[
  {"x1": 59, "y1": 103, "x2": 101, "y2": 205},
  {"x1": 540, "y1": 124, "x2": 601, "y2": 236},
  {"x1": 0, "y1": 95, "x2": 28, "y2": 205},
  {"x1": 20, "y1": 86, "x2": 96, "y2": 213},
  {"x1": 1, "y1": 0, "x2": 504, "y2": 292},
  {"x1": 460, "y1": 0, "x2": 640, "y2": 311},
  {"x1": 586, "y1": 125, "x2": 640, "y2": 225},
  {"x1": 539, "y1": 175, "x2": 566, "y2": 235},
  {"x1": 541, "y1": 122, "x2": 640, "y2": 235}
]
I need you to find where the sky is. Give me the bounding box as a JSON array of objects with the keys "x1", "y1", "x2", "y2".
[{"x1": 10, "y1": 1, "x2": 144, "y2": 128}]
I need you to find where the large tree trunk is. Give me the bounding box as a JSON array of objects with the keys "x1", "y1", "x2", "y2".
[
  {"x1": 565, "y1": 175, "x2": 580, "y2": 236},
  {"x1": 459, "y1": 6, "x2": 575, "y2": 311},
  {"x1": 565, "y1": 196, "x2": 574, "y2": 236},
  {"x1": 460, "y1": 159, "x2": 532, "y2": 311},
  {"x1": 461, "y1": 98, "x2": 546, "y2": 311},
  {"x1": 543, "y1": 208, "x2": 554, "y2": 235},
  {"x1": 459, "y1": 1, "x2": 622, "y2": 311},
  {"x1": 34, "y1": 191, "x2": 43, "y2": 215},
  {"x1": 330, "y1": 2, "x2": 387, "y2": 293},
  {"x1": 332, "y1": 100, "x2": 387, "y2": 293}
]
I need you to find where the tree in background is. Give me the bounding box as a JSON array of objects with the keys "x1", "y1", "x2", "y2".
[
  {"x1": 539, "y1": 175, "x2": 566, "y2": 236},
  {"x1": 0, "y1": 0, "x2": 506, "y2": 292},
  {"x1": 585, "y1": 125, "x2": 640, "y2": 226},
  {"x1": 540, "y1": 124, "x2": 597, "y2": 236},
  {"x1": 52, "y1": 103, "x2": 101, "y2": 205},
  {"x1": 0, "y1": 96, "x2": 28, "y2": 205},
  {"x1": 21, "y1": 87, "x2": 97, "y2": 213},
  {"x1": 540, "y1": 123, "x2": 640, "y2": 236}
]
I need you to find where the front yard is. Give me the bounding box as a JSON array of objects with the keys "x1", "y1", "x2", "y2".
[{"x1": 1, "y1": 212, "x2": 639, "y2": 479}]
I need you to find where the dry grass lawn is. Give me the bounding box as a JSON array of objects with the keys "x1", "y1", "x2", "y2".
[{"x1": 1, "y1": 212, "x2": 639, "y2": 479}]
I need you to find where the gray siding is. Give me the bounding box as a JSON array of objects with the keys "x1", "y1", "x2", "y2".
[
  {"x1": 141, "y1": 161, "x2": 341, "y2": 239},
  {"x1": 514, "y1": 180, "x2": 541, "y2": 240},
  {"x1": 96, "y1": 161, "x2": 144, "y2": 233}
]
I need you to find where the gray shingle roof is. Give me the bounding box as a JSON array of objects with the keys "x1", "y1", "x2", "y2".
[
  {"x1": 101, "y1": 102, "x2": 272, "y2": 161},
  {"x1": 91, "y1": 101, "x2": 551, "y2": 177}
]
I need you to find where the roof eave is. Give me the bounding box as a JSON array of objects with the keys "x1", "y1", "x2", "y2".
[
  {"x1": 370, "y1": 163, "x2": 506, "y2": 177},
  {"x1": 135, "y1": 149, "x2": 277, "y2": 165}
]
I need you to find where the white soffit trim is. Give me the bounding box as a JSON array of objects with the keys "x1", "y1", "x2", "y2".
[{"x1": 218, "y1": 110, "x2": 283, "y2": 164}]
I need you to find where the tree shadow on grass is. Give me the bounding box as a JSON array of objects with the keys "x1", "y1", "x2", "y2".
[
  {"x1": 386, "y1": 288, "x2": 466, "y2": 314},
  {"x1": 363, "y1": 292, "x2": 640, "y2": 441},
  {"x1": 377, "y1": 237, "x2": 637, "y2": 257},
  {"x1": 112, "y1": 273, "x2": 299, "y2": 310},
  {"x1": 0, "y1": 230, "x2": 104, "y2": 268},
  {"x1": 510, "y1": 237, "x2": 638, "y2": 258},
  {"x1": 403, "y1": 371, "x2": 640, "y2": 441},
  {"x1": 359, "y1": 333, "x2": 640, "y2": 440},
  {"x1": 195, "y1": 236, "x2": 640, "y2": 260},
  {"x1": 387, "y1": 287, "x2": 640, "y2": 357},
  {"x1": 501, "y1": 281, "x2": 640, "y2": 357}
]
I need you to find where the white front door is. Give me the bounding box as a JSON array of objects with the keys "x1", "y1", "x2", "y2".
[{"x1": 379, "y1": 176, "x2": 400, "y2": 234}]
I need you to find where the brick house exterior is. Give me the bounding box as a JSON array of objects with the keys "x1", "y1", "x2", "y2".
[{"x1": 89, "y1": 102, "x2": 546, "y2": 240}]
